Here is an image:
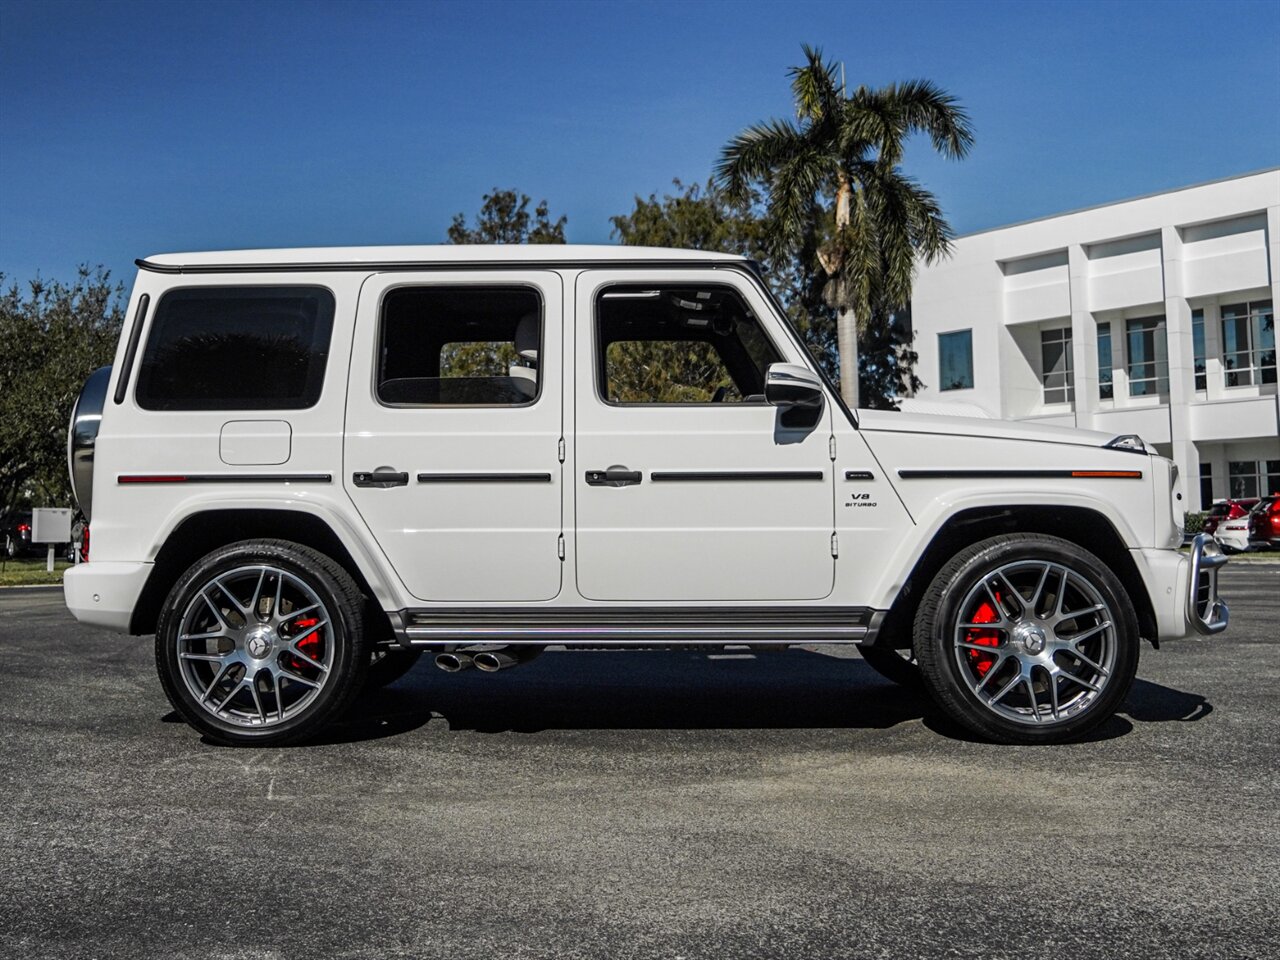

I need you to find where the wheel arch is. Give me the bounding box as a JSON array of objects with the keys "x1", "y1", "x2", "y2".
[
  {"x1": 130, "y1": 507, "x2": 398, "y2": 637},
  {"x1": 874, "y1": 505, "x2": 1158, "y2": 650}
]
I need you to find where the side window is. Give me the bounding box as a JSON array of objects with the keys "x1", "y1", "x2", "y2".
[
  {"x1": 135, "y1": 286, "x2": 334, "y2": 411},
  {"x1": 378, "y1": 286, "x2": 542, "y2": 406},
  {"x1": 596, "y1": 284, "x2": 782, "y2": 404}
]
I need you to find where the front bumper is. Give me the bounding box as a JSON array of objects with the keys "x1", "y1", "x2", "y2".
[
  {"x1": 1133, "y1": 534, "x2": 1228, "y2": 641},
  {"x1": 1186, "y1": 534, "x2": 1229, "y2": 636},
  {"x1": 63, "y1": 561, "x2": 152, "y2": 632}
]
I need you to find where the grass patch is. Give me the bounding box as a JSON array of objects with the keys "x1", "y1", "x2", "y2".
[{"x1": 0, "y1": 558, "x2": 72, "y2": 587}]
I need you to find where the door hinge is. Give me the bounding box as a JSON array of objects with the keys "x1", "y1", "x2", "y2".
[
  {"x1": 829, "y1": 435, "x2": 837, "y2": 460},
  {"x1": 557, "y1": 437, "x2": 566, "y2": 463},
  {"x1": 557, "y1": 534, "x2": 565, "y2": 560},
  {"x1": 830, "y1": 533, "x2": 839, "y2": 558}
]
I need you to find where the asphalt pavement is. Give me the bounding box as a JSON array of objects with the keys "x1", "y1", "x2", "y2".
[{"x1": 1, "y1": 565, "x2": 1277, "y2": 959}]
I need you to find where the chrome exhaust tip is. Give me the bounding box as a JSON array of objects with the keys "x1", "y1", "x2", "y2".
[
  {"x1": 434, "y1": 652, "x2": 473, "y2": 673},
  {"x1": 472, "y1": 650, "x2": 517, "y2": 673}
]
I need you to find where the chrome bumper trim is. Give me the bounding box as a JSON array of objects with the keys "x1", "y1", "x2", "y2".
[{"x1": 1187, "y1": 534, "x2": 1229, "y2": 636}]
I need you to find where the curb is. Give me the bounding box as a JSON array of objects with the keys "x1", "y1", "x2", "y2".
[{"x1": 0, "y1": 584, "x2": 64, "y2": 593}]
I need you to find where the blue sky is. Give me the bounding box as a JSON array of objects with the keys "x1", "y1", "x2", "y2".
[{"x1": 1, "y1": 0, "x2": 1277, "y2": 288}]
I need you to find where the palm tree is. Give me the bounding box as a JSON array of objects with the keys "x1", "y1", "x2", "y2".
[{"x1": 717, "y1": 45, "x2": 974, "y2": 406}]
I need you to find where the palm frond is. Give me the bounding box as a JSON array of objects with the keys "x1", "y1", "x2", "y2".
[
  {"x1": 881, "y1": 79, "x2": 975, "y2": 159},
  {"x1": 715, "y1": 118, "x2": 807, "y2": 204},
  {"x1": 789, "y1": 44, "x2": 842, "y2": 126}
]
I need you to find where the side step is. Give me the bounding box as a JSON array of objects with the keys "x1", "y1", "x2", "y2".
[{"x1": 395, "y1": 606, "x2": 881, "y2": 646}]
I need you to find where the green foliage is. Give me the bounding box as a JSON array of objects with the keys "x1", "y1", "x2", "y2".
[
  {"x1": 448, "y1": 188, "x2": 567, "y2": 245},
  {"x1": 716, "y1": 44, "x2": 974, "y2": 401},
  {"x1": 1184, "y1": 511, "x2": 1206, "y2": 536},
  {"x1": 0, "y1": 267, "x2": 123, "y2": 513}
]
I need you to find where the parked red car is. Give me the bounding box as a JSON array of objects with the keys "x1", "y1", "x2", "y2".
[
  {"x1": 1203, "y1": 498, "x2": 1259, "y2": 536},
  {"x1": 1248, "y1": 496, "x2": 1280, "y2": 550}
]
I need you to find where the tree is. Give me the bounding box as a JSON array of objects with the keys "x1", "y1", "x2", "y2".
[
  {"x1": 717, "y1": 44, "x2": 974, "y2": 406},
  {"x1": 0, "y1": 267, "x2": 123, "y2": 512},
  {"x1": 447, "y1": 188, "x2": 567, "y2": 245}
]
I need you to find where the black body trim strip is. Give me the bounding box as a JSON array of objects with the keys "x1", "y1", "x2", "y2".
[
  {"x1": 117, "y1": 473, "x2": 332, "y2": 484},
  {"x1": 113, "y1": 294, "x2": 149, "y2": 405},
  {"x1": 845, "y1": 470, "x2": 875, "y2": 481},
  {"x1": 897, "y1": 469, "x2": 1144, "y2": 480},
  {"x1": 417, "y1": 472, "x2": 552, "y2": 483},
  {"x1": 649, "y1": 470, "x2": 824, "y2": 483}
]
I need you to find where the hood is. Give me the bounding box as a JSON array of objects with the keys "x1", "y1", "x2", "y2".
[{"x1": 856, "y1": 409, "x2": 1121, "y2": 450}]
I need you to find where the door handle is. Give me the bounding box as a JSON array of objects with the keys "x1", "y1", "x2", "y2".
[
  {"x1": 585, "y1": 466, "x2": 642, "y2": 487},
  {"x1": 353, "y1": 469, "x2": 409, "y2": 488}
]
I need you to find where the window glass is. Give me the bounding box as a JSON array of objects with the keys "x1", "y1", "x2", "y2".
[
  {"x1": 1192, "y1": 309, "x2": 1206, "y2": 391},
  {"x1": 1199, "y1": 462, "x2": 1214, "y2": 509},
  {"x1": 939, "y1": 330, "x2": 973, "y2": 391},
  {"x1": 1040, "y1": 326, "x2": 1073, "y2": 404},
  {"x1": 1126, "y1": 316, "x2": 1168, "y2": 397},
  {"x1": 377, "y1": 286, "x2": 541, "y2": 405},
  {"x1": 1221, "y1": 300, "x2": 1275, "y2": 387},
  {"x1": 136, "y1": 286, "x2": 334, "y2": 411},
  {"x1": 1268, "y1": 459, "x2": 1280, "y2": 497},
  {"x1": 596, "y1": 284, "x2": 781, "y2": 404},
  {"x1": 1097, "y1": 322, "x2": 1113, "y2": 400},
  {"x1": 1229, "y1": 460, "x2": 1260, "y2": 499}
]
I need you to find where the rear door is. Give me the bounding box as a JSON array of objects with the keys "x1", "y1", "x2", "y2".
[
  {"x1": 572, "y1": 269, "x2": 835, "y2": 602},
  {"x1": 343, "y1": 272, "x2": 564, "y2": 602}
]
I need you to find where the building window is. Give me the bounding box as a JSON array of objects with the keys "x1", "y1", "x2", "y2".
[
  {"x1": 1192, "y1": 308, "x2": 1207, "y2": 391},
  {"x1": 1228, "y1": 459, "x2": 1280, "y2": 499},
  {"x1": 1221, "y1": 300, "x2": 1275, "y2": 387},
  {"x1": 1040, "y1": 327, "x2": 1073, "y2": 404},
  {"x1": 1097, "y1": 322, "x2": 1113, "y2": 400},
  {"x1": 939, "y1": 330, "x2": 973, "y2": 391},
  {"x1": 1126, "y1": 316, "x2": 1169, "y2": 397},
  {"x1": 1200, "y1": 462, "x2": 1213, "y2": 509}
]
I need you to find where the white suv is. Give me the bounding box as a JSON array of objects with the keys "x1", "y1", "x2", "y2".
[{"x1": 64, "y1": 245, "x2": 1228, "y2": 746}]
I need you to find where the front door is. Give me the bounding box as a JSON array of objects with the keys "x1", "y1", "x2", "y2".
[
  {"x1": 344, "y1": 272, "x2": 563, "y2": 602},
  {"x1": 572, "y1": 269, "x2": 835, "y2": 602}
]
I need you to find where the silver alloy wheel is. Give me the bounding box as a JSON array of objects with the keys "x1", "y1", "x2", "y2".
[
  {"x1": 175, "y1": 564, "x2": 335, "y2": 728},
  {"x1": 951, "y1": 560, "x2": 1117, "y2": 726}
]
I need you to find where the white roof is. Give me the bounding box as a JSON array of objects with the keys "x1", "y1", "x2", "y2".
[{"x1": 140, "y1": 244, "x2": 747, "y2": 270}]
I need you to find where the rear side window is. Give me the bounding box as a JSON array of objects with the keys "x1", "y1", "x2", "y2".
[
  {"x1": 377, "y1": 286, "x2": 542, "y2": 406},
  {"x1": 135, "y1": 286, "x2": 334, "y2": 410}
]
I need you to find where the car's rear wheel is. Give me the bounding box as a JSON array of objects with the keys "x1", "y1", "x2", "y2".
[
  {"x1": 155, "y1": 540, "x2": 369, "y2": 746},
  {"x1": 913, "y1": 534, "x2": 1138, "y2": 744}
]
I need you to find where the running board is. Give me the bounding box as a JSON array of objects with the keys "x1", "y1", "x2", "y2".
[{"x1": 393, "y1": 607, "x2": 881, "y2": 646}]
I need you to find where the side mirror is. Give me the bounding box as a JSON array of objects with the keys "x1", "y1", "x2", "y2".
[{"x1": 764, "y1": 362, "x2": 825, "y2": 428}]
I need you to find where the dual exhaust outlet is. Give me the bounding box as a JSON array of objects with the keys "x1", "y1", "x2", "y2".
[{"x1": 434, "y1": 649, "x2": 538, "y2": 673}]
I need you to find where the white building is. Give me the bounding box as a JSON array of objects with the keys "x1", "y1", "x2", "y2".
[{"x1": 909, "y1": 168, "x2": 1279, "y2": 510}]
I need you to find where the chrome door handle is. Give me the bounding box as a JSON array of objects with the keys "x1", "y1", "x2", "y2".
[
  {"x1": 585, "y1": 466, "x2": 642, "y2": 487},
  {"x1": 353, "y1": 469, "x2": 409, "y2": 488}
]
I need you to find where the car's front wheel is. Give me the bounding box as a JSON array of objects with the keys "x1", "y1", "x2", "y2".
[
  {"x1": 155, "y1": 540, "x2": 369, "y2": 746},
  {"x1": 913, "y1": 534, "x2": 1139, "y2": 744}
]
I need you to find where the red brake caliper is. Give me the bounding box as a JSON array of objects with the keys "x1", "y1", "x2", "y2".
[
  {"x1": 288, "y1": 616, "x2": 322, "y2": 672},
  {"x1": 965, "y1": 594, "x2": 1002, "y2": 677}
]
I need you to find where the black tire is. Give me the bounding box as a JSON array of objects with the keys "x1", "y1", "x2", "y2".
[
  {"x1": 858, "y1": 645, "x2": 924, "y2": 691},
  {"x1": 365, "y1": 648, "x2": 423, "y2": 689},
  {"x1": 913, "y1": 533, "x2": 1139, "y2": 745},
  {"x1": 155, "y1": 539, "x2": 370, "y2": 746}
]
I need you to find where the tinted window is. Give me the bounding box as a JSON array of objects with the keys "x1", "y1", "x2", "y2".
[
  {"x1": 378, "y1": 286, "x2": 541, "y2": 406},
  {"x1": 939, "y1": 330, "x2": 973, "y2": 391},
  {"x1": 596, "y1": 284, "x2": 781, "y2": 404},
  {"x1": 136, "y1": 287, "x2": 334, "y2": 410}
]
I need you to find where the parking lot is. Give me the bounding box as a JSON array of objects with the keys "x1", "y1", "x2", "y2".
[{"x1": 1, "y1": 564, "x2": 1276, "y2": 960}]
